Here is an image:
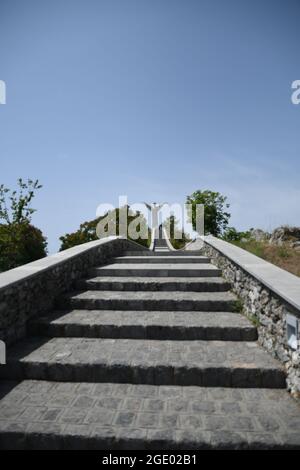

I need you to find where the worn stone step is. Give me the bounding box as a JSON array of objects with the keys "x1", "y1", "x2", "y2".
[
  {"x1": 0, "y1": 338, "x2": 285, "y2": 388},
  {"x1": 91, "y1": 263, "x2": 222, "y2": 278},
  {"x1": 113, "y1": 256, "x2": 210, "y2": 264},
  {"x1": 77, "y1": 276, "x2": 231, "y2": 292},
  {"x1": 124, "y1": 251, "x2": 203, "y2": 256},
  {"x1": 155, "y1": 239, "x2": 168, "y2": 246},
  {"x1": 62, "y1": 290, "x2": 237, "y2": 312},
  {"x1": 0, "y1": 380, "x2": 299, "y2": 449},
  {"x1": 29, "y1": 310, "x2": 257, "y2": 341}
]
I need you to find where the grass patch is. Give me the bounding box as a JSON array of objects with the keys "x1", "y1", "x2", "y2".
[
  {"x1": 232, "y1": 298, "x2": 244, "y2": 313},
  {"x1": 248, "y1": 314, "x2": 260, "y2": 327},
  {"x1": 231, "y1": 240, "x2": 300, "y2": 277},
  {"x1": 169, "y1": 236, "x2": 191, "y2": 250}
]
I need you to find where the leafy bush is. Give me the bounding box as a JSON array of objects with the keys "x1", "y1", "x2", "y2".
[
  {"x1": 222, "y1": 227, "x2": 251, "y2": 242},
  {"x1": 0, "y1": 179, "x2": 47, "y2": 272},
  {"x1": 60, "y1": 206, "x2": 151, "y2": 251},
  {"x1": 0, "y1": 222, "x2": 47, "y2": 272},
  {"x1": 186, "y1": 190, "x2": 230, "y2": 237},
  {"x1": 59, "y1": 217, "x2": 100, "y2": 250},
  {"x1": 163, "y1": 215, "x2": 190, "y2": 249}
]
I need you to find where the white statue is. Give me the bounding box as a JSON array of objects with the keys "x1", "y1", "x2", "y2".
[{"x1": 144, "y1": 202, "x2": 166, "y2": 232}]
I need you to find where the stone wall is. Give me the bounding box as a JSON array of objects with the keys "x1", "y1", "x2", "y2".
[
  {"x1": 201, "y1": 236, "x2": 300, "y2": 397},
  {"x1": 0, "y1": 237, "x2": 145, "y2": 346}
]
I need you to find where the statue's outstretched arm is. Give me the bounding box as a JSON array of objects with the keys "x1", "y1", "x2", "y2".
[{"x1": 143, "y1": 202, "x2": 152, "y2": 211}]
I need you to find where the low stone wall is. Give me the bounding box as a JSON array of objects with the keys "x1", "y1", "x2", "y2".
[
  {"x1": 0, "y1": 237, "x2": 145, "y2": 346},
  {"x1": 201, "y1": 236, "x2": 300, "y2": 397}
]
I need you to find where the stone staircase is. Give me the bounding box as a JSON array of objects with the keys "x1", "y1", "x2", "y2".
[{"x1": 0, "y1": 249, "x2": 300, "y2": 449}]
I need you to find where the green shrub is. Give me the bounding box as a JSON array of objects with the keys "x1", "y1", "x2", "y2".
[
  {"x1": 277, "y1": 246, "x2": 290, "y2": 259},
  {"x1": 222, "y1": 227, "x2": 251, "y2": 242},
  {"x1": 0, "y1": 222, "x2": 47, "y2": 272},
  {"x1": 163, "y1": 215, "x2": 190, "y2": 249},
  {"x1": 186, "y1": 190, "x2": 231, "y2": 236},
  {"x1": 0, "y1": 179, "x2": 47, "y2": 272},
  {"x1": 60, "y1": 207, "x2": 151, "y2": 251}
]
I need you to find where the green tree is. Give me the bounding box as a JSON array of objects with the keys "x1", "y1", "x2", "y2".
[
  {"x1": 0, "y1": 178, "x2": 42, "y2": 224},
  {"x1": 222, "y1": 226, "x2": 251, "y2": 242},
  {"x1": 59, "y1": 206, "x2": 151, "y2": 251},
  {"x1": 0, "y1": 223, "x2": 47, "y2": 271},
  {"x1": 186, "y1": 190, "x2": 230, "y2": 236},
  {"x1": 163, "y1": 215, "x2": 190, "y2": 249},
  {"x1": 0, "y1": 179, "x2": 47, "y2": 272}
]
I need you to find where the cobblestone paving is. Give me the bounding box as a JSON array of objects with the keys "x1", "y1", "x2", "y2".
[
  {"x1": 93, "y1": 263, "x2": 222, "y2": 278},
  {"x1": 29, "y1": 309, "x2": 256, "y2": 341},
  {"x1": 70, "y1": 290, "x2": 236, "y2": 302},
  {"x1": 67, "y1": 290, "x2": 236, "y2": 312},
  {"x1": 0, "y1": 381, "x2": 300, "y2": 449},
  {"x1": 80, "y1": 276, "x2": 230, "y2": 292},
  {"x1": 97, "y1": 263, "x2": 220, "y2": 272},
  {"x1": 114, "y1": 256, "x2": 210, "y2": 264},
  {"x1": 4, "y1": 337, "x2": 281, "y2": 368},
  {"x1": 1, "y1": 250, "x2": 299, "y2": 449},
  {"x1": 0, "y1": 337, "x2": 285, "y2": 387}
]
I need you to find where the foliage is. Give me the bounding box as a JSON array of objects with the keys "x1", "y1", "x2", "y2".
[
  {"x1": 0, "y1": 178, "x2": 42, "y2": 224},
  {"x1": 231, "y1": 239, "x2": 265, "y2": 258},
  {"x1": 59, "y1": 206, "x2": 151, "y2": 251},
  {"x1": 186, "y1": 190, "x2": 230, "y2": 237},
  {"x1": 249, "y1": 314, "x2": 260, "y2": 327},
  {"x1": 0, "y1": 179, "x2": 47, "y2": 272},
  {"x1": 232, "y1": 298, "x2": 244, "y2": 313},
  {"x1": 0, "y1": 222, "x2": 47, "y2": 272},
  {"x1": 163, "y1": 215, "x2": 190, "y2": 249},
  {"x1": 277, "y1": 246, "x2": 290, "y2": 259},
  {"x1": 222, "y1": 226, "x2": 251, "y2": 242},
  {"x1": 59, "y1": 217, "x2": 100, "y2": 250}
]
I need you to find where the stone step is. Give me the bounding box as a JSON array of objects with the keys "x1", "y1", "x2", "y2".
[
  {"x1": 155, "y1": 240, "x2": 168, "y2": 246},
  {"x1": 91, "y1": 263, "x2": 222, "y2": 277},
  {"x1": 0, "y1": 380, "x2": 299, "y2": 449},
  {"x1": 0, "y1": 337, "x2": 285, "y2": 388},
  {"x1": 113, "y1": 256, "x2": 210, "y2": 264},
  {"x1": 62, "y1": 290, "x2": 237, "y2": 312},
  {"x1": 77, "y1": 276, "x2": 231, "y2": 292},
  {"x1": 29, "y1": 310, "x2": 257, "y2": 341},
  {"x1": 124, "y1": 251, "x2": 202, "y2": 256}
]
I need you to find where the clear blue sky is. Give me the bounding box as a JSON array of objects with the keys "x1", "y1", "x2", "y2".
[{"x1": 0, "y1": 0, "x2": 299, "y2": 252}]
